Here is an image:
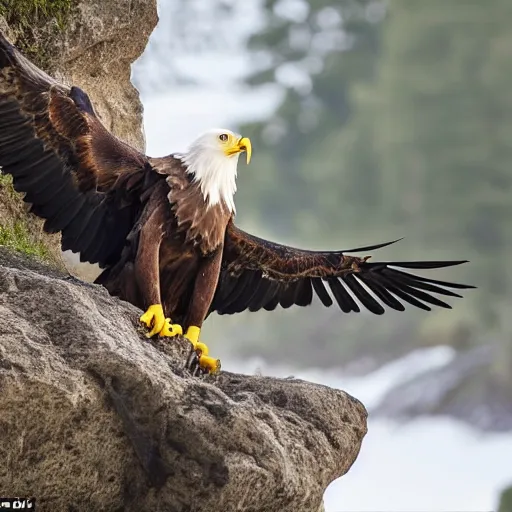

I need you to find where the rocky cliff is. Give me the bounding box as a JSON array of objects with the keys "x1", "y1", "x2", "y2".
[
  {"x1": 0, "y1": 0, "x2": 157, "y2": 278},
  {"x1": 0, "y1": 248, "x2": 367, "y2": 511}
]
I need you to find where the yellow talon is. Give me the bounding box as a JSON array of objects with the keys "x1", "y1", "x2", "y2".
[
  {"x1": 195, "y1": 341, "x2": 209, "y2": 355},
  {"x1": 184, "y1": 326, "x2": 201, "y2": 348},
  {"x1": 185, "y1": 327, "x2": 221, "y2": 374},
  {"x1": 159, "y1": 318, "x2": 183, "y2": 337},
  {"x1": 199, "y1": 355, "x2": 221, "y2": 374},
  {"x1": 195, "y1": 342, "x2": 221, "y2": 374},
  {"x1": 140, "y1": 304, "x2": 167, "y2": 337}
]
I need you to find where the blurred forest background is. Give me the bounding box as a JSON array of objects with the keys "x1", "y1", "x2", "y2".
[
  {"x1": 236, "y1": 0, "x2": 512, "y2": 378},
  {"x1": 136, "y1": 2, "x2": 512, "y2": 505},
  {"x1": 137, "y1": 0, "x2": 512, "y2": 414}
]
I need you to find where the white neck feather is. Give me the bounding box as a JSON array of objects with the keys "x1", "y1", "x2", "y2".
[{"x1": 178, "y1": 146, "x2": 238, "y2": 213}]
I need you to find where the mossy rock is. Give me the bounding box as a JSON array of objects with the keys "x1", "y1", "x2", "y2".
[
  {"x1": 0, "y1": 0, "x2": 77, "y2": 68},
  {"x1": 0, "y1": 0, "x2": 73, "y2": 24},
  {"x1": 0, "y1": 3, "x2": 72, "y2": 267},
  {"x1": 0, "y1": 173, "x2": 63, "y2": 268}
]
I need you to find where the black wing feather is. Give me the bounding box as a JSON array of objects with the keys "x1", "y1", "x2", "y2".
[
  {"x1": 250, "y1": 280, "x2": 280, "y2": 312},
  {"x1": 328, "y1": 278, "x2": 360, "y2": 313},
  {"x1": 356, "y1": 275, "x2": 406, "y2": 311},
  {"x1": 0, "y1": 33, "x2": 154, "y2": 268},
  {"x1": 311, "y1": 278, "x2": 333, "y2": 307},
  {"x1": 370, "y1": 274, "x2": 433, "y2": 311},
  {"x1": 295, "y1": 278, "x2": 313, "y2": 307},
  {"x1": 384, "y1": 268, "x2": 463, "y2": 298},
  {"x1": 343, "y1": 274, "x2": 385, "y2": 315},
  {"x1": 263, "y1": 294, "x2": 280, "y2": 312},
  {"x1": 209, "y1": 223, "x2": 473, "y2": 317},
  {"x1": 247, "y1": 280, "x2": 273, "y2": 312}
]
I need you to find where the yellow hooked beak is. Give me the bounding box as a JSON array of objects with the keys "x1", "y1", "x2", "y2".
[{"x1": 225, "y1": 136, "x2": 252, "y2": 165}]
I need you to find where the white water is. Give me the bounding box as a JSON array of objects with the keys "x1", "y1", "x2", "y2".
[{"x1": 132, "y1": 2, "x2": 512, "y2": 510}]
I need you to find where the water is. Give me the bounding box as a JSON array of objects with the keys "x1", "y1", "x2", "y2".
[{"x1": 131, "y1": 2, "x2": 512, "y2": 510}]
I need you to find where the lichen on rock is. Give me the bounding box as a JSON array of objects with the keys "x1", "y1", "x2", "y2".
[{"x1": 0, "y1": 248, "x2": 367, "y2": 511}]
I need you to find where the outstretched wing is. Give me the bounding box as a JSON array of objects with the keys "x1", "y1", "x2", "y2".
[
  {"x1": 0, "y1": 32, "x2": 158, "y2": 267},
  {"x1": 210, "y1": 222, "x2": 474, "y2": 316}
]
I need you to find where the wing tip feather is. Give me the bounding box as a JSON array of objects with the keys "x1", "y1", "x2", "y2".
[{"x1": 342, "y1": 237, "x2": 404, "y2": 254}]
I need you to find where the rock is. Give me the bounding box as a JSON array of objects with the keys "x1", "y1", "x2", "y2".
[
  {"x1": 48, "y1": 0, "x2": 157, "y2": 152},
  {"x1": 0, "y1": 248, "x2": 367, "y2": 512},
  {"x1": 0, "y1": 0, "x2": 158, "y2": 277},
  {"x1": 1, "y1": 0, "x2": 157, "y2": 151}
]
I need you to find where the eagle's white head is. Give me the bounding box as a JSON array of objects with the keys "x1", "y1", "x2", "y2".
[{"x1": 178, "y1": 128, "x2": 252, "y2": 214}]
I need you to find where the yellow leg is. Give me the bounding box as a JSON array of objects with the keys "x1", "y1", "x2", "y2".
[
  {"x1": 184, "y1": 326, "x2": 200, "y2": 347},
  {"x1": 140, "y1": 304, "x2": 182, "y2": 338},
  {"x1": 184, "y1": 326, "x2": 221, "y2": 374}
]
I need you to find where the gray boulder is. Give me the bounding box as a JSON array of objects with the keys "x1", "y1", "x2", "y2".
[{"x1": 0, "y1": 248, "x2": 367, "y2": 511}]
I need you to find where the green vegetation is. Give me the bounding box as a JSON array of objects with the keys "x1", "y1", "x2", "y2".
[
  {"x1": 0, "y1": 0, "x2": 73, "y2": 29},
  {"x1": 0, "y1": 220, "x2": 53, "y2": 261},
  {"x1": 0, "y1": 172, "x2": 15, "y2": 197},
  {"x1": 0, "y1": 174, "x2": 54, "y2": 263}
]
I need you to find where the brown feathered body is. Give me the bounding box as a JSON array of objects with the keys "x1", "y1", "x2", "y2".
[
  {"x1": 0, "y1": 32, "x2": 474, "y2": 336},
  {"x1": 96, "y1": 161, "x2": 232, "y2": 326}
]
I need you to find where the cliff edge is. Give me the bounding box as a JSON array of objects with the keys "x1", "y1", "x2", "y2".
[{"x1": 0, "y1": 248, "x2": 367, "y2": 511}]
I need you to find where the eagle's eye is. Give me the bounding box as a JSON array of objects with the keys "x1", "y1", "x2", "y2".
[{"x1": 219, "y1": 133, "x2": 228, "y2": 142}]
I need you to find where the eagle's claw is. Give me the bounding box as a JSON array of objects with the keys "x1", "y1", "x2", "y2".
[
  {"x1": 194, "y1": 342, "x2": 221, "y2": 374},
  {"x1": 186, "y1": 347, "x2": 221, "y2": 376},
  {"x1": 140, "y1": 304, "x2": 166, "y2": 337},
  {"x1": 183, "y1": 328, "x2": 221, "y2": 376},
  {"x1": 140, "y1": 304, "x2": 182, "y2": 338},
  {"x1": 159, "y1": 318, "x2": 183, "y2": 337}
]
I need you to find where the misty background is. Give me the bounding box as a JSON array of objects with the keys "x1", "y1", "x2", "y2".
[{"x1": 132, "y1": 1, "x2": 512, "y2": 511}]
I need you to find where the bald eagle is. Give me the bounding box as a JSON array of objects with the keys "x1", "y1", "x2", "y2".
[{"x1": 0, "y1": 33, "x2": 473, "y2": 373}]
